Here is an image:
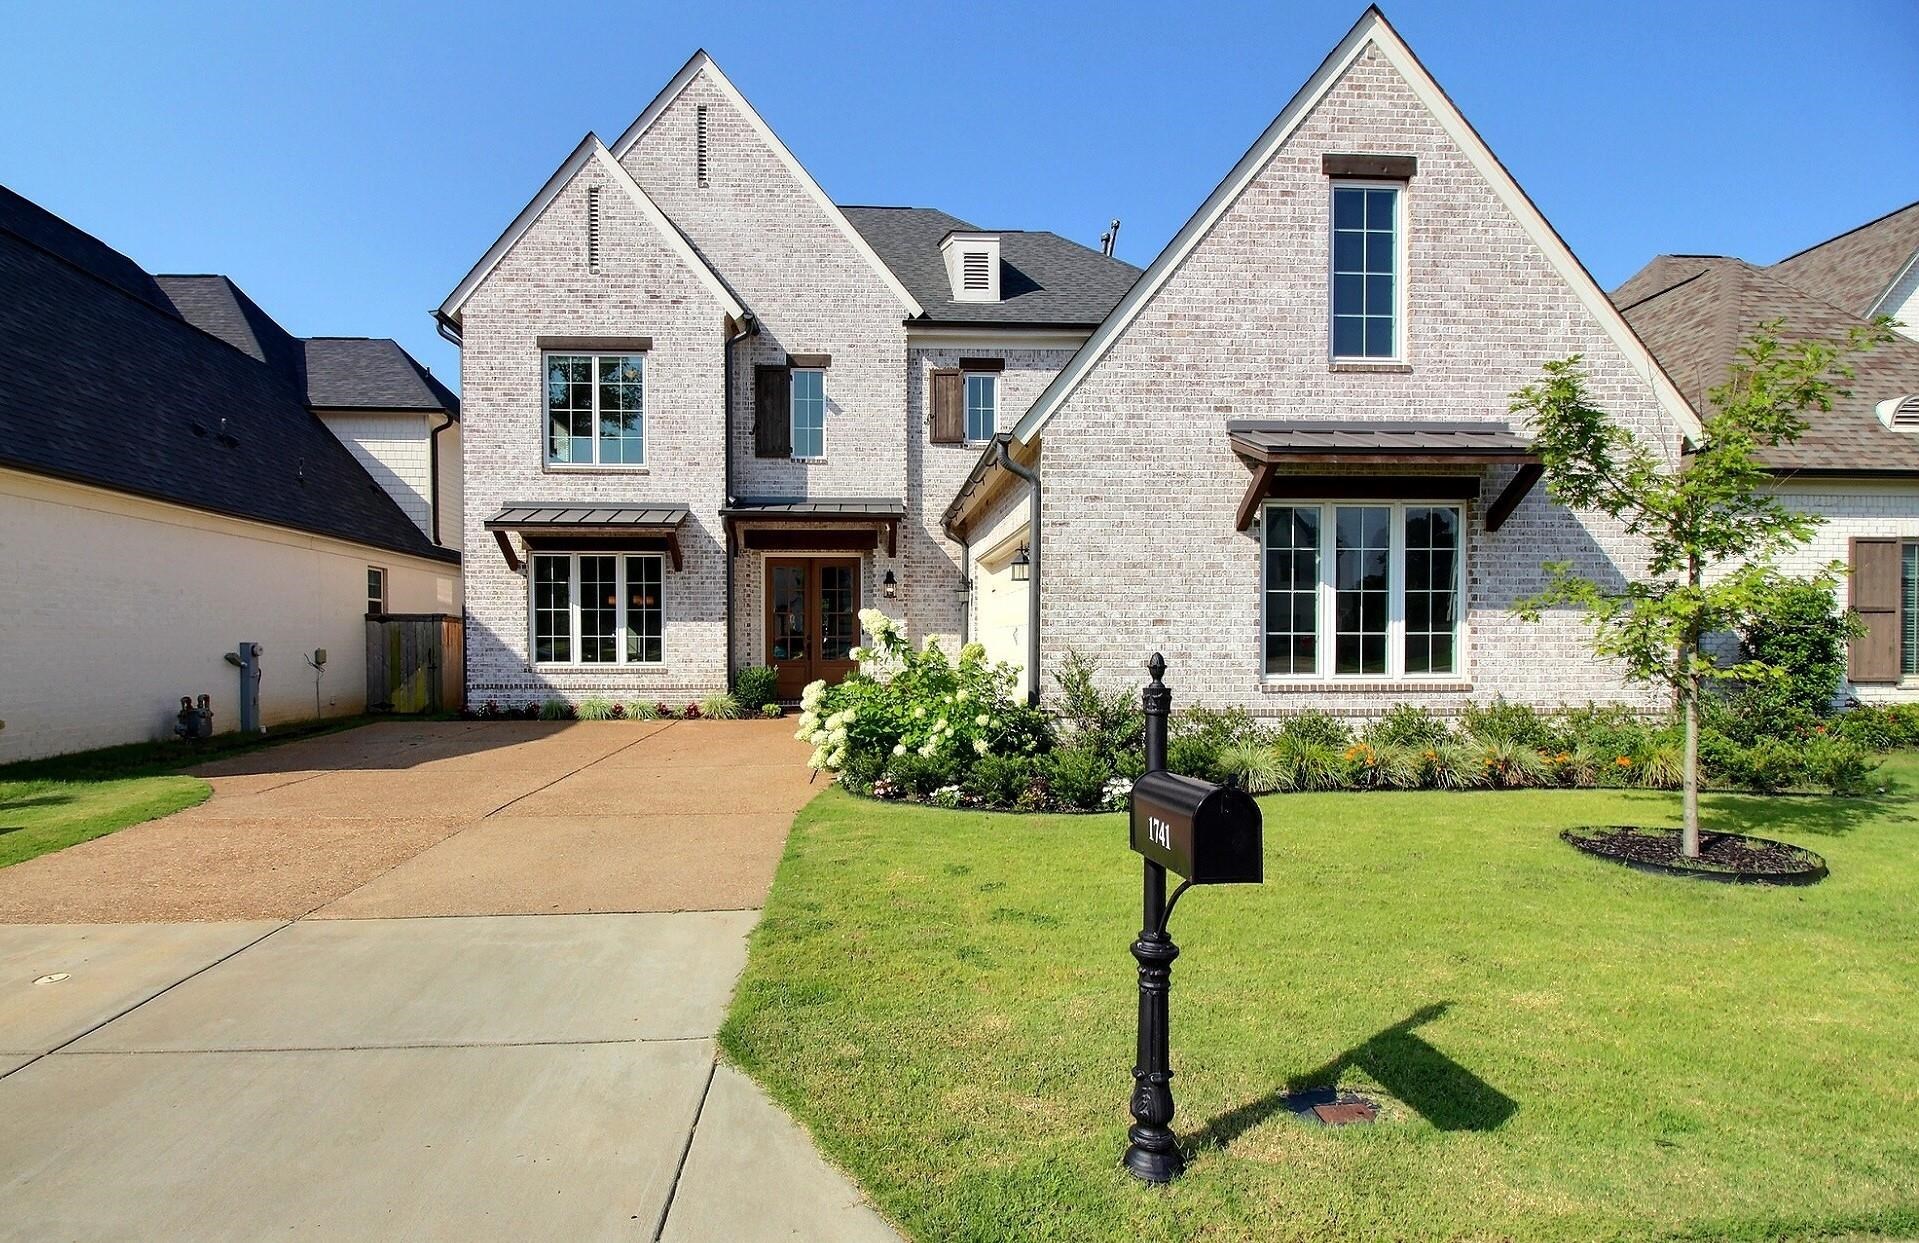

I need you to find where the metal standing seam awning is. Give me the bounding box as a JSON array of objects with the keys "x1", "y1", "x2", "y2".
[
  {"x1": 483, "y1": 503, "x2": 691, "y2": 571},
  {"x1": 1227, "y1": 421, "x2": 1543, "y2": 533},
  {"x1": 719, "y1": 496, "x2": 906, "y2": 556}
]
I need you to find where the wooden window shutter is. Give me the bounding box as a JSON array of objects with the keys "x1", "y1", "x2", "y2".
[
  {"x1": 1848, "y1": 537, "x2": 1902, "y2": 683},
  {"x1": 754, "y1": 364, "x2": 790, "y2": 458},
  {"x1": 929, "y1": 368, "x2": 963, "y2": 444}
]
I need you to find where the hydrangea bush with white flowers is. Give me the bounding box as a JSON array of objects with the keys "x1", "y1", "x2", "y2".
[{"x1": 792, "y1": 607, "x2": 1051, "y2": 794}]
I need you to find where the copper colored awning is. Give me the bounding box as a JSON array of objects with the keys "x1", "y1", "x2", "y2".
[
  {"x1": 1226, "y1": 422, "x2": 1542, "y2": 533},
  {"x1": 720, "y1": 496, "x2": 905, "y2": 556},
  {"x1": 484, "y1": 503, "x2": 689, "y2": 571}
]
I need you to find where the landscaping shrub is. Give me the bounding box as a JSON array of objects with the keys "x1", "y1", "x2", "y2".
[
  {"x1": 1836, "y1": 703, "x2": 1919, "y2": 751},
  {"x1": 1042, "y1": 747, "x2": 1112, "y2": 810},
  {"x1": 963, "y1": 754, "x2": 1035, "y2": 808},
  {"x1": 1278, "y1": 711, "x2": 1350, "y2": 749},
  {"x1": 626, "y1": 701, "x2": 659, "y2": 721},
  {"x1": 1459, "y1": 698, "x2": 1551, "y2": 748},
  {"x1": 1274, "y1": 734, "x2": 1342, "y2": 791},
  {"x1": 1052, "y1": 650, "x2": 1143, "y2": 757},
  {"x1": 1472, "y1": 734, "x2": 1549, "y2": 789},
  {"x1": 884, "y1": 751, "x2": 958, "y2": 798},
  {"x1": 1736, "y1": 579, "x2": 1861, "y2": 719},
  {"x1": 1217, "y1": 739, "x2": 1284, "y2": 793},
  {"x1": 1423, "y1": 739, "x2": 1488, "y2": 790},
  {"x1": 683, "y1": 702, "x2": 703, "y2": 720},
  {"x1": 797, "y1": 610, "x2": 1050, "y2": 787},
  {"x1": 1802, "y1": 735, "x2": 1878, "y2": 794},
  {"x1": 575, "y1": 697, "x2": 615, "y2": 721},
  {"x1": 1167, "y1": 734, "x2": 1225, "y2": 784},
  {"x1": 760, "y1": 703, "x2": 783, "y2": 719},
  {"x1": 538, "y1": 697, "x2": 572, "y2": 721},
  {"x1": 700, "y1": 692, "x2": 741, "y2": 720},
  {"x1": 735, "y1": 665, "x2": 779, "y2": 710},
  {"x1": 654, "y1": 702, "x2": 676, "y2": 719},
  {"x1": 1366, "y1": 704, "x2": 1448, "y2": 749}
]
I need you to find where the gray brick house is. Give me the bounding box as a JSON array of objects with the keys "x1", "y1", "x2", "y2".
[{"x1": 441, "y1": 9, "x2": 1707, "y2": 715}]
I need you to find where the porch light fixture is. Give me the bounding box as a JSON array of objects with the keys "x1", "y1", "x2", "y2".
[
  {"x1": 1010, "y1": 544, "x2": 1030, "y2": 582},
  {"x1": 882, "y1": 570, "x2": 899, "y2": 598}
]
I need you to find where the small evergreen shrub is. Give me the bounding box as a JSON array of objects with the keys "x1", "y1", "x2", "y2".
[
  {"x1": 885, "y1": 751, "x2": 958, "y2": 797},
  {"x1": 1367, "y1": 704, "x2": 1449, "y2": 749},
  {"x1": 1053, "y1": 650, "x2": 1144, "y2": 757},
  {"x1": 1737, "y1": 579, "x2": 1861, "y2": 719},
  {"x1": 1044, "y1": 747, "x2": 1113, "y2": 811},
  {"x1": 760, "y1": 703, "x2": 783, "y2": 719},
  {"x1": 735, "y1": 665, "x2": 780, "y2": 709},
  {"x1": 1279, "y1": 711, "x2": 1351, "y2": 749},
  {"x1": 1460, "y1": 698, "x2": 1551, "y2": 748},
  {"x1": 964, "y1": 754, "x2": 1034, "y2": 808},
  {"x1": 1167, "y1": 734, "x2": 1225, "y2": 784}
]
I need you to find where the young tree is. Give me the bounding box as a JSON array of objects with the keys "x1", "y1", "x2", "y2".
[{"x1": 1510, "y1": 320, "x2": 1890, "y2": 856}]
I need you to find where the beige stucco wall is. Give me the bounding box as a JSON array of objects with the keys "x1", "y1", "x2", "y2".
[{"x1": 0, "y1": 468, "x2": 460, "y2": 762}]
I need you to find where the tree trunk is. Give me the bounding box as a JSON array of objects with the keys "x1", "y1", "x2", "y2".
[{"x1": 1680, "y1": 554, "x2": 1702, "y2": 858}]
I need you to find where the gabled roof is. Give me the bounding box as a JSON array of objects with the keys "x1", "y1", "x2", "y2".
[
  {"x1": 609, "y1": 50, "x2": 924, "y2": 319},
  {"x1": 0, "y1": 183, "x2": 457, "y2": 564},
  {"x1": 1770, "y1": 200, "x2": 1919, "y2": 317},
  {"x1": 153, "y1": 274, "x2": 307, "y2": 378},
  {"x1": 841, "y1": 206, "x2": 1140, "y2": 327},
  {"x1": 436, "y1": 133, "x2": 746, "y2": 334},
  {"x1": 1614, "y1": 255, "x2": 1919, "y2": 473},
  {"x1": 303, "y1": 338, "x2": 459, "y2": 414},
  {"x1": 1010, "y1": 6, "x2": 1701, "y2": 446}
]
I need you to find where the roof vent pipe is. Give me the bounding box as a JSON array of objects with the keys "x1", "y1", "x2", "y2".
[{"x1": 1100, "y1": 218, "x2": 1120, "y2": 257}]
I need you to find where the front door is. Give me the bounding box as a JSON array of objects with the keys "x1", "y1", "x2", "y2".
[{"x1": 766, "y1": 557, "x2": 861, "y2": 700}]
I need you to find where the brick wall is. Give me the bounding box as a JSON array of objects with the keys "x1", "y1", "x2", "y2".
[
  {"x1": 1030, "y1": 45, "x2": 1679, "y2": 715},
  {"x1": 458, "y1": 156, "x2": 733, "y2": 704}
]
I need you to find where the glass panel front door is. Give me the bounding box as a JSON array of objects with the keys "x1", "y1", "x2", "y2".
[{"x1": 767, "y1": 558, "x2": 861, "y2": 700}]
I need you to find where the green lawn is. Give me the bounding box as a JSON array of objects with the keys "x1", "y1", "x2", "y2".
[
  {"x1": 722, "y1": 756, "x2": 1919, "y2": 1242},
  {"x1": 0, "y1": 715, "x2": 384, "y2": 869}
]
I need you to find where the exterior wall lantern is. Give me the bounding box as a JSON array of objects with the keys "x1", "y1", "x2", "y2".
[
  {"x1": 882, "y1": 570, "x2": 899, "y2": 599},
  {"x1": 1009, "y1": 544, "x2": 1031, "y2": 582}
]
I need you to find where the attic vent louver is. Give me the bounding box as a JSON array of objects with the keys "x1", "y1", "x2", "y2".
[
  {"x1": 586, "y1": 185, "x2": 602, "y2": 273},
  {"x1": 696, "y1": 105, "x2": 709, "y2": 187},
  {"x1": 1876, "y1": 394, "x2": 1919, "y2": 431},
  {"x1": 939, "y1": 231, "x2": 1001, "y2": 303}
]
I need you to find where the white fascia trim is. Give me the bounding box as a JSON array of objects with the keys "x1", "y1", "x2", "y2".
[
  {"x1": 609, "y1": 50, "x2": 925, "y2": 319},
  {"x1": 437, "y1": 134, "x2": 744, "y2": 328},
  {"x1": 1867, "y1": 245, "x2": 1918, "y2": 321},
  {"x1": 1012, "y1": 7, "x2": 1703, "y2": 446}
]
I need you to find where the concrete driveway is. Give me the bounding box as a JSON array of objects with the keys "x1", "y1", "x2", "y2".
[{"x1": 0, "y1": 719, "x2": 899, "y2": 1242}]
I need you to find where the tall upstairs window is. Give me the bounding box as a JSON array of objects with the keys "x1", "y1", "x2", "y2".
[
  {"x1": 791, "y1": 368, "x2": 825, "y2": 458},
  {"x1": 545, "y1": 352, "x2": 645, "y2": 467},
  {"x1": 1331, "y1": 184, "x2": 1401, "y2": 360}
]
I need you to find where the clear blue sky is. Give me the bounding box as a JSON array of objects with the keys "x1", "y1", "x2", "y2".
[{"x1": 4, "y1": 1, "x2": 1914, "y2": 390}]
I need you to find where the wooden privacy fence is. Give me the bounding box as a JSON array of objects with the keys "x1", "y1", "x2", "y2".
[{"x1": 366, "y1": 614, "x2": 463, "y2": 714}]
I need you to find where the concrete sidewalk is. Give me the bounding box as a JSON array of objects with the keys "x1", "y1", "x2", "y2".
[{"x1": 0, "y1": 719, "x2": 900, "y2": 1241}]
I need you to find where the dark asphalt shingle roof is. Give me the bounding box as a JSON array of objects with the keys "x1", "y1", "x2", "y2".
[
  {"x1": 841, "y1": 206, "x2": 1139, "y2": 326},
  {"x1": 153, "y1": 274, "x2": 308, "y2": 380},
  {"x1": 302, "y1": 338, "x2": 459, "y2": 414},
  {"x1": 0, "y1": 184, "x2": 457, "y2": 563},
  {"x1": 1227, "y1": 420, "x2": 1533, "y2": 459},
  {"x1": 1614, "y1": 255, "x2": 1919, "y2": 474},
  {"x1": 1770, "y1": 201, "x2": 1919, "y2": 316}
]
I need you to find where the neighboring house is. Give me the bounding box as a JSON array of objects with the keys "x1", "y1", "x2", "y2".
[
  {"x1": 438, "y1": 55, "x2": 1137, "y2": 705},
  {"x1": 943, "y1": 8, "x2": 1697, "y2": 715},
  {"x1": 1616, "y1": 201, "x2": 1919, "y2": 701},
  {"x1": 0, "y1": 185, "x2": 462, "y2": 762}
]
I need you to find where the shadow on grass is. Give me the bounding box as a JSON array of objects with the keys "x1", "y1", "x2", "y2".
[
  {"x1": 1605, "y1": 787, "x2": 1911, "y2": 840},
  {"x1": 1190, "y1": 1003, "x2": 1516, "y2": 1149},
  {"x1": 0, "y1": 794, "x2": 75, "y2": 813}
]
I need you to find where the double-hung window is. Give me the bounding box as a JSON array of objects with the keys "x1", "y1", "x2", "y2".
[
  {"x1": 531, "y1": 552, "x2": 664, "y2": 665},
  {"x1": 964, "y1": 372, "x2": 997, "y2": 443},
  {"x1": 1261, "y1": 501, "x2": 1462, "y2": 679},
  {"x1": 365, "y1": 566, "x2": 386, "y2": 616},
  {"x1": 791, "y1": 368, "x2": 825, "y2": 459},
  {"x1": 545, "y1": 352, "x2": 645, "y2": 466},
  {"x1": 1330, "y1": 183, "x2": 1401, "y2": 360}
]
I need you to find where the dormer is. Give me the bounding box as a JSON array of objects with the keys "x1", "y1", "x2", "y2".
[{"x1": 940, "y1": 231, "x2": 1001, "y2": 302}]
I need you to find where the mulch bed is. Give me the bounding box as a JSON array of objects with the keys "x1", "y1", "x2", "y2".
[{"x1": 1562, "y1": 826, "x2": 1827, "y2": 885}]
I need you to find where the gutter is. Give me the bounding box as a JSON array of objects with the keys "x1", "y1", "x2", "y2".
[
  {"x1": 722, "y1": 313, "x2": 759, "y2": 691},
  {"x1": 434, "y1": 310, "x2": 462, "y2": 347},
  {"x1": 994, "y1": 437, "x2": 1043, "y2": 706}
]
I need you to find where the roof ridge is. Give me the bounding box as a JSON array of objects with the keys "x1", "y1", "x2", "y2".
[
  {"x1": 1772, "y1": 198, "x2": 1919, "y2": 268},
  {"x1": 1614, "y1": 261, "x2": 1722, "y2": 314}
]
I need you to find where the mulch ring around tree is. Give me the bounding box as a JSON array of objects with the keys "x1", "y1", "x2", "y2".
[{"x1": 1562, "y1": 826, "x2": 1827, "y2": 885}]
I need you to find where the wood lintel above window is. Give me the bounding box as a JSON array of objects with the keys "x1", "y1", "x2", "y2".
[
  {"x1": 957, "y1": 357, "x2": 1005, "y2": 372},
  {"x1": 538, "y1": 335, "x2": 652, "y2": 352},
  {"x1": 1322, "y1": 153, "x2": 1418, "y2": 180},
  {"x1": 786, "y1": 353, "x2": 832, "y2": 369}
]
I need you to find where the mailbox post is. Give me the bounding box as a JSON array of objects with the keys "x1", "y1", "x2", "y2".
[{"x1": 1124, "y1": 654, "x2": 1263, "y2": 1183}]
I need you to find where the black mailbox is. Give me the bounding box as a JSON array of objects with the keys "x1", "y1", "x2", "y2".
[{"x1": 1129, "y1": 769, "x2": 1263, "y2": 885}]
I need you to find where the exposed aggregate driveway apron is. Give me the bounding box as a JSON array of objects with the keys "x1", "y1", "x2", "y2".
[{"x1": 0, "y1": 718, "x2": 899, "y2": 1241}]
